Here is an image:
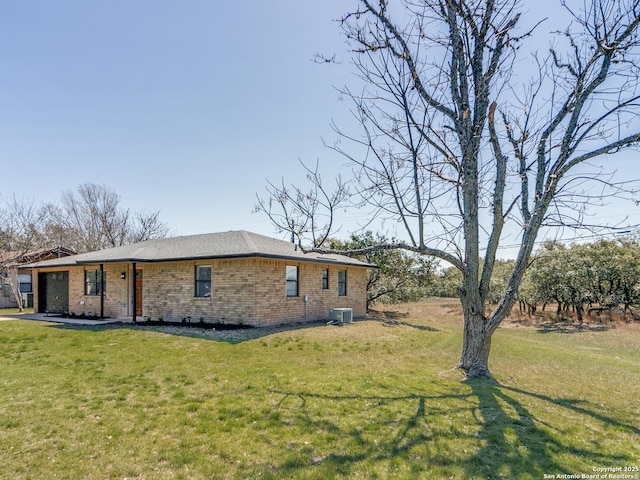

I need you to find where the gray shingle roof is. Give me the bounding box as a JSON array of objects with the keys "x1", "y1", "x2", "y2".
[{"x1": 28, "y1": 231, "x2": 376, "y2": 268}]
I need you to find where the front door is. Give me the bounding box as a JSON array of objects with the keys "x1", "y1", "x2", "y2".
[{"x1": 135, "y1": 269, "x2": 143, "y2": 316}]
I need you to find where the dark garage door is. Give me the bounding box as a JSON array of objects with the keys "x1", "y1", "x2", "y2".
[{"x1": 38, "y1": 272, "x2": 69, "y2": 314}]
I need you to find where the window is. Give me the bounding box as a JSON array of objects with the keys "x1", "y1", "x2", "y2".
[
  {"x1": 195, "y1": 266, "x2": 211, "y2": 297},
  {"x1": 322, "y1": 269, "x2": 329, "y2": 290},
  {"x1": 338, "y1": 270, "x2": 347, "y2": 296},
  {"x1": 18, "y1": 274, "x2": 32, "y2": 293},
  {"x1": 85, "y1": 270, "x2": 106, "y2": 296},
  {"x1": 286, "y1": 265, "x2": 298, "y2": 297}
]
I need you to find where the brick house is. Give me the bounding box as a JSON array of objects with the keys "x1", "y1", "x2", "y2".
[{"x1": 29, "y1": 231, "x2": 375, "y2": 326}]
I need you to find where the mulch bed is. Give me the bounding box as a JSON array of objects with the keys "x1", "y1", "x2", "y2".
[{"x1": 134, "y1": 320, "x2": 253, "y2": 330}]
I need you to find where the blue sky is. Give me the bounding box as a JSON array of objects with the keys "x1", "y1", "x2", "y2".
[
  {"x1": 1, "y1": 1, "x2": 639, "y2": 256},
  {"x1": 0, "y1": 0, "x2": 358, "y2": 238}
]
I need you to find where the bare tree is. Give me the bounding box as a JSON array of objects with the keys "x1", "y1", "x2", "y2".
[
  {"x1": 0, "y1": 196, "x2": 46, "y2": 311},
  {"x1": 257, "y1": 0, "x2": 640, "y2": 379},
  {"x1": 43, "y1": 183, "x2": 169, "y2": 253},
  {"x1": 256, "y1": 160, "x2": 350, "y2": 247}
]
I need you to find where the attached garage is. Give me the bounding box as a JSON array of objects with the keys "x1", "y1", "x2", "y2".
[{"x1": 37, "y1": 271, "x2": 69, "y2": 314}]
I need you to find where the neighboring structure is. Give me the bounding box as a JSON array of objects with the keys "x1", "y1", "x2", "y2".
[
  {"x1": 0, "y1": 247, "x2": 76, "y2": 309},
  {"x1": 28, "y1": 231, "x2": 375, "y2": 326}
]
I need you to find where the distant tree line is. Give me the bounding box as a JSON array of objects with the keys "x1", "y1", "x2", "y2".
[
  {"x1": 326, "y1": 233, "x2": 640, "y2": 319},
  {"x1": 433, "y1": 239, "x2": 640, "y2": 321}
]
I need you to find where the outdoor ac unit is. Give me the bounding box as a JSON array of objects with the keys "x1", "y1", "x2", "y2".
[{"x1": 329, "y1": 308, "x2": 353, "y2": 324}]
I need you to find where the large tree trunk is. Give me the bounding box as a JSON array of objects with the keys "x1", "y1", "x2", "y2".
[
  {"x1": 459, "y1": 312, "x2": 493, "y2": 378},
  {"x1": 458, "y1": 290, "x2": 512, "y2": 379}
]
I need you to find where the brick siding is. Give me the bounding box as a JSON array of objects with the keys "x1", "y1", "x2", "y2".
[{"x1": 34, "y1": 258, "x2": 368, "y2": 326}]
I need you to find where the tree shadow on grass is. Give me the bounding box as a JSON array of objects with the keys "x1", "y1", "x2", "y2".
[
  {"x1": 535, "y1": 321, "x2": 613, "y2": 334},
  {"x1": 368, "y1": 311, "x2": 440, "y2": 332},
  {"x1": 248, "y1": 381, "x2": 637, "y2": 479},
  {"x1": 461, "y1": 379, "x2": 637, "y2": 479},
  {"x1": 49, "y1": 316, "x2": 438, "y2": 343},
  {"x1": 375, "y1": 319, "x2": 439, "y2": 332},
  {"x1": 259, "y1": 387, "x2": 474, "y2": 478},
  {"x1": 49, "y1": 320, "x2": 346, "y2": 344}
]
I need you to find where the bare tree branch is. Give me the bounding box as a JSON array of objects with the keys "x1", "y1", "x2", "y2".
[{"x1": 258, "y1": 0, "x2": 640, "y2": 378}]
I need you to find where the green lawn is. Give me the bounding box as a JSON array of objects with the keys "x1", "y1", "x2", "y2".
[{"x1": 0, "y1": 303, "x2": 638, "y2": 479}]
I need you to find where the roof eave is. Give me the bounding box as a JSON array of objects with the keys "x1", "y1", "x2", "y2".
[{"x1": 33, "y1": 252, "x2": 376, "y2": 269}]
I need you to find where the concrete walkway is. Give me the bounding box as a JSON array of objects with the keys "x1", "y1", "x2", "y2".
[{"x1": 0, "y1": 312, "x2": 126, "y2": 326}]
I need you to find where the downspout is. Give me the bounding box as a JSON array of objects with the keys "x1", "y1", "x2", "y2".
[
  {"x1": 99, "y1": 263, "x2": 104, "y2": 319},
  {"x1": 132, "y1": 262, "x2": 137, "y2": 322}
]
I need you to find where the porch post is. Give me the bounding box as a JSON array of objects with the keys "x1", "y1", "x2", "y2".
[
  {"x1": 132, "y1": 262, "x2": 137, "y2": 322},
  {"x1": 99, "y1": 263, "x2": 104, "y2": 319}
]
